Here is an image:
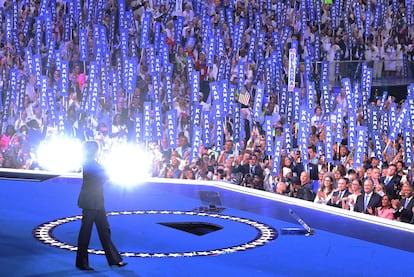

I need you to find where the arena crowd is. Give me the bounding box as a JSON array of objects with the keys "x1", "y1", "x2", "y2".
[{"x1": 0, "y1": 0, "x2": 414, "y2": 224}]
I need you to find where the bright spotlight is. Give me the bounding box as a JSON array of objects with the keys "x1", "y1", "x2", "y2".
[
  {"x1": 101, "y1": 143, "x2": 152, "y2": 186},
  {"x1": 37, "y1": 137, "x2": 83, "y2": 173}
]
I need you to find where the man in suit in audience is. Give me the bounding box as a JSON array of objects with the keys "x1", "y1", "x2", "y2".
[
  {"x1": 295, "y1": 171, "x2": 315, "y2": 202},
  {"x1": 354, "y1": 178, "x2": 382, "y2": 214},
  {"x1": 379, "y1": 164, "x2": 401, "y2": 199},
  {"x1": 246, "y1": 154, "x2": 263, "y2": 180},
  {"x1": 370, "y1": 166, "x2": 382, "y2": 187},
  {"x1": 327, "y1": 177, "x2": 351, "y2": 208},
  {"x1": 392, "y1": 183, "x2": 414, "y2": 223},
  {"x1": 307, "y1": 144, "x2": 319, "y2": 181}
]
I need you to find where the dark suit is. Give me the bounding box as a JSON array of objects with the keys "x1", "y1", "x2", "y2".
[
  {"x1": 338, "y1": 39, "x2": 351, "y2": 60},
  {"x1": 393, "y1": 197, "x2": 414, "y2": 223},
  {"x1": 354, "y1": 192, "x2": 382, "y2": 214},
  {"x1": 327, "y1": 189, "x2": 351, "y2": 208},
  {"x1": 379, "y1": 175, "x2": 401, "y2": 199},
  {"x1": 307, "y1": 162, "x2": 319, "y2": 181},
  {"x1": 293, "y1": 162, "x2": 318, "y2": 181},
  {"x1": 76, "y1": 159, "x2": 123, "y2": 268},
  {"x1": 296, "y1": 183, "x2": 315, "y2": 202},
  {"x1": 248, "y1": 164, "x2": 264, "y2": 179},
  {"x1": 295, "y1": 71, "x2": 306, "y2": 88},
  {"x1": 236, "y1": 163, "x2": 250, "y2": 177}
]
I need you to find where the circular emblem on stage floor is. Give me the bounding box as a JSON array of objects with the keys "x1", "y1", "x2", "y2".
[{"x1": 33, "y1": 210, "x2": 278, "y2": 258}]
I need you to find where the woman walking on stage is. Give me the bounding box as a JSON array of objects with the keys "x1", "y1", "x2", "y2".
[{"x1": 76, "y1": 140, "x2": 127, "y2": 270}]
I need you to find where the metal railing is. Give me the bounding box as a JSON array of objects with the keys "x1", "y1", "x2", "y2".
[{"x1": 307, "y1": 58, "x2": 414, "y2": 87}]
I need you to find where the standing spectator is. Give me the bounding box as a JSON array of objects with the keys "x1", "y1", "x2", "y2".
[
  {"x1": 14, "y1": 110, "x2": 29, "y2": 131},
  {"x1": 327, "y1": 177, "x2": 351, "y2": 208},
  {"x1": 354, "y1": 179, "x2": 382, "y2": 214},
  {"x1": 307, "y1": 144, "x2": 319, "y2": 180},
  {"x1": 371, "y1": 39, "x2": 384, "y2": 79},
  {"x1": 375, "y1": 183, "x2": 387, "y2": 197},
  {"x1": 69, "y1": 62, "x2": 86, "y2": 100},
  {"x1": 295, "y1": 63, "x2": 306, "y2": 88},
  {"x1": 325, "y1": 36, "x2": 341, "y2": 82},
  {"x1": 65, "y1": 106, "x2": 78, "y2": 137},
  {"x1": 353, "y1": 37, "x2": 366, "y2": 61},
  {"x1": 311, "y1": 170, "x2": 326, "y2": 194},
  {"x1": 247, "y1": 153, "x2": 264, "y2": 180},
  {"x1": 95, "y1": 122, "x2": 111, "y2": 154},
  {"x1": 395, "y1": 44, "x2": 405, "y2": 77},
  {"x1": 179, "y1": 166, "x2": 195, "y2": 180},
  {"x1": 296, "y1": 171, "x2": 315, "y2": 201},
  {"x1": 22, "y1": 94, "x2": 36, "y2": 121},
  {"x1": 25, "y1": 74, "x2": 37, "y2": 103},
  {"x1": 311, "y1": 106, "x2": 324, "y2": 131},
  {"x1": 342, "y1": 179, "x2": 362, "y2": 211},
  {"x1": 314, "y1": 173, "x2": 335, "y2": 204},
  {"x1": 182, "y1": 3, "x2": 194, "y2": 25},
  {"x1": 383, "y1": 40, "x2": 397, "y2": 77},
  {"x1": 217, "y1": 140, "x2": 235, "y2": 165},
  {"x1": 175, "y1": 45, "x2": 187, "y2": 75},
  {"x1": 275, "y1": 181, "x2": 289, "y2": 195},
  {"x1": 0, "y1": 125, "x2": 16, "y2": 152},
  {"x1": 165, "y1": 154, "x2": 182, "y2": 179},
  {"x1": 195, "y1": 52, "x2": 208, "y2": 81},
  {"x1": 395, "y1": 161, "x2": 406, "y2": 180},
  {"x1": 31, "y1": 106, "x2": 45, "y2": 130},
  {"x1": 380, "y1": 164, "x2": 401, "y2": 199},
  {"x1": 370, "y1": 167, "x2": 382, "y2": 187},
  {"x1": 111, "y1": 114, "x2": 128, "y2": 140},
  {"x1": 396, "y1": 22, "x2": 409, "y2": 45},
  {"x1": 26, "y1": 119, "x2": 45, "y2": 152},
  {"x1": 392, "y1": 182, "x2": 414, "y2": 223},
  {"x1": 374, "y1": 195, "x2": 395, "y2": 220},
  {"x1": 175, "y1": 134, "x2": 190, "y2": 160},
  {"x1": 177, "y1": 112, "x2": 190, "y2": 139},
  {"x1": 337, "y1": 34, "x2": 352, "y2": 77},
  {"x1": 174, "y1": 95, "x2": 190, "y2": 119}
]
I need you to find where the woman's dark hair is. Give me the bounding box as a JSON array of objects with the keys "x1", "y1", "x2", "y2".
[{"x1": 83, "y1": 140, "x2": 99, "y2": 160}]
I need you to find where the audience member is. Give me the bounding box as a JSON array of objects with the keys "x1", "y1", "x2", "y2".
[
  {"x1": 354, "y1": 179, "x2": 382, "y2": 214},
  {"x1": 296, "y1": 172, "x2": 315, "y2": 202},
  {"x1": 380, "y1": 164, "x2": 401, "y2": 199},
  {"x1": 314, "y1": 173, "x2": 335, "y2": 205},
  {"x1": 375, "y1": 195, "x2": 395, "y2": 220},
  {"x1": 392, "y1": 183, "x2": 414, "y2": 223},
  {"x1": 327, "y1": 177, "x2": 351, "y2": 208},
  {"x1": 342, "y1": 179, "x2": 362, "y2": 211}
]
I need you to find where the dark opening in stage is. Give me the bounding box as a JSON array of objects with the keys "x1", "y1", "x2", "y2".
[{"x1": 158, "y1": 222, "x2": 223, "y2": 236}]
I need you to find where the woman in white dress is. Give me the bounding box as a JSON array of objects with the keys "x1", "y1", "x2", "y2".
[
  {"x1": 371, "y1": 39, "x2": 384, "y2": 79},
  {"x1": 325, "y1": 37, "x2": 341, "y2": 83},
  {"x1": 383, "y1": 40, "x2": 396, "y2": 77}
]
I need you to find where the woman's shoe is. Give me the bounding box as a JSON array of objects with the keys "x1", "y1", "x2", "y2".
[{"x1": 111, "y1": 262, "x2": 128, "y2": 267}]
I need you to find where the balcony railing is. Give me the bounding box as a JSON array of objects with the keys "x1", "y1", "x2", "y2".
[{"x1": 304, "y1": 58, "x2": 414, "y2": 87}]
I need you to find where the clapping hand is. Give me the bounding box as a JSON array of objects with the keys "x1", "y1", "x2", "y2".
[{"x1": 391, "y1": 199, "x2": 401, "y2": 209}]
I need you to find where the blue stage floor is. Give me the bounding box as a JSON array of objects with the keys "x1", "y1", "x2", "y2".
[{"x1": 0, "y1": 173, "x2": 413, "y2": 276}]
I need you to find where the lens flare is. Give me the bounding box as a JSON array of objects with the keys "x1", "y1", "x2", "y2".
[
  {"x1": 101, "y1": 143, "x2": 152, "y2": 186},
  {"x1": 37, "y1": 137, "x2": 83, "y2": 173}
]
